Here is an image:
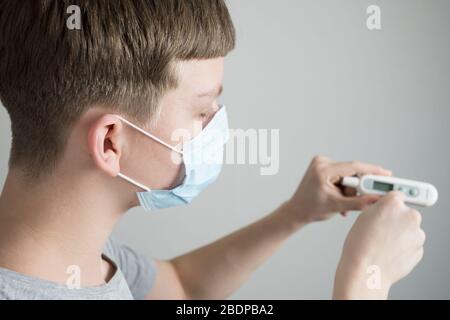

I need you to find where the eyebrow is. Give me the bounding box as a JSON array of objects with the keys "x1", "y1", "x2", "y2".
[{"x1": 197, "y1": 85, "x2": 223, "y2": 98}]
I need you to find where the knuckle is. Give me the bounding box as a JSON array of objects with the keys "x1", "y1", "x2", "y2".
[
  {"x1": 309, "y1": 166, "x2": 322, "y2": 181},
  {"x1": 311, "y1": 159, "x2": 326, "y2": 177},
  {"x1": 350, "y1": 160, "x2": 362, "y2": 168},
  {"x1": 392, "y1": 193, "x2": 405, "y2": 207},
  {"x1": 384, "y1": 193, "x2": 404, "y2": 208},
  {"x1": 376, "y1": 165, "x2": 384, "y2": 172},
  {"x1": 418, "y1": 229, "x2": 426, "y2": 245},
  {"x1": 409, "y1": 209, "x2": 422, "y2": 226},
  {"x1": 312, "y1": 155, "x2": 325, "y2": 164},
  {"x1": 350, "y1": 160, "x2": 359, "y2": 167},
  {"x1": 418, "y1": 247, "x2": 425, "y2": 260}
]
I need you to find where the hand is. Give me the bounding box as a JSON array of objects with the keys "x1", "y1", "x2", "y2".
[
  {"x1": 284, "y1": 156, "x2": 392, "y2": 225},
  {"x1": 333, "y1": 192, "x2": 426, "y2": 299}
]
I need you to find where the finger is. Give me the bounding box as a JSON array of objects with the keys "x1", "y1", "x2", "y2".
[
  {"x1": 336, "y1": 194, "x2": 382, "y2": 212},
  {"x1": 311, "y1": 155, "x2": 332, "y2": 164},
  {"x1": 328, "y1": 161, "x2": 392, "y2": 178},
  {"x1": 376, "y1": 191, "x2": 406, "y2": 208},
  {"x1": 341, "y1": 186, "x2": 357, "y2": 197}
]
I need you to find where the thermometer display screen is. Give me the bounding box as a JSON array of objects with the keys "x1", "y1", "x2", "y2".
[{"x1": 373, "y1": 181, "x2": 394, "y2": 192}]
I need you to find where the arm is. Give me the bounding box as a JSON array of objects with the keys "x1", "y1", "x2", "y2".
[
  {"x1": 147, "y1": 193, "x2": 425, "y2": 300},
  {"x1": 147, "y1": 156, "x2": 392, "y2": 300},
  {"x1": 170, "y1": 202, "x2": 304, "y2": 300},
  {"x1": 146, "y1": 202, "x2": 303, "y2": 300}
]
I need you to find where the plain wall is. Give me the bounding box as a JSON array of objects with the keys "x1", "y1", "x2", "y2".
[{"x1": 1, "y1": 0, "x2": 449, "y2": 299}]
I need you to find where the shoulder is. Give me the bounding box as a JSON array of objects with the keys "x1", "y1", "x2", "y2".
[
  {"x1": 102, "y1": 237, "x2": 158, "y2": 300},
  {"x1": 103, "y1": 238, "x2": 120, "y2": 261}
]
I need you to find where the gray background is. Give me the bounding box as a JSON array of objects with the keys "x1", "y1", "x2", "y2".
[{"x1": 1, "y1": 0, "x2": 449, "y2": 299}]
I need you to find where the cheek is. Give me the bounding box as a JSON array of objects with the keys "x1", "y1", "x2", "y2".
[
  {"x1": 156, "y1": 102, "x2": 203, "y2": 145},
  {"x1": 121, "y1": 132, "x2": 184, "y2": 190},
  {"x1": 162, "y1": 121, "x2": 198, "y2": 146},
  {"x1": 131, "y1": 102, "x2": 200, "y2": 188},
  {"x1": 141, "y1": 141, "x2": 184, "y2": 189}
]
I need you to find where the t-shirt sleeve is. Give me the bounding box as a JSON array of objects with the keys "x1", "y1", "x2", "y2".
[{"x1": 103, "y1": 238, "x2": 157, "y2": 300}]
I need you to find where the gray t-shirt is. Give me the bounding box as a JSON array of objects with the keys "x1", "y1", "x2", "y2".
[{"x1": 0, "y1": 238, "x2": 157, "y2": 300}]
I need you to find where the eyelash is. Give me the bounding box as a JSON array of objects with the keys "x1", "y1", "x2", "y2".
[
  {"x1": 198, "y1": 101, "x2": 217, "y2": 120},
  {"x1": 199, "y1": 109, "x2": 211, "y2": 119}
]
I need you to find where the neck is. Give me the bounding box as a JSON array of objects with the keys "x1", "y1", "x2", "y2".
[{"x1": 0, "y1": 169, "x2": 126, "y2": 286}]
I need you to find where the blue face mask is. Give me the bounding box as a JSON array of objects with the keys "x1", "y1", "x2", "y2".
[{"x1": 116, "y1": 105, "x2": 229, "y2": 211}]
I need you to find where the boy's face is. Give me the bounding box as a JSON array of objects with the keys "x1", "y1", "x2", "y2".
[{"x1": 118, "y1": 57, "x2": 225, "y2": 193}]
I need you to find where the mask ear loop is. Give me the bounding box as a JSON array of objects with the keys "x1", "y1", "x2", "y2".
[
  {"x1": 114, "y1": 115, "x2": 184, "y2": 192},
  {"x1": 114, "y1": 115, "x2": 183, "y2": 154},
  {"x1": 117, "y1": 173, "x2": 152, "y2": 192}
]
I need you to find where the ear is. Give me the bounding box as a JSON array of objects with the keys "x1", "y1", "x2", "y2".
[{"x1": 88, "y1": 114, "x2": 125, "y2": 177}]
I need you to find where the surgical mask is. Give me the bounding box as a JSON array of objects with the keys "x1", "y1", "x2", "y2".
[{"x1": 116, "y1": 105, "x2": 229, "y2": 211}]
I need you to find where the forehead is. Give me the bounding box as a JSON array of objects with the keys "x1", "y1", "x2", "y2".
[{"x1": 176, "y1": 58, "x2": 225, "y2": 95}]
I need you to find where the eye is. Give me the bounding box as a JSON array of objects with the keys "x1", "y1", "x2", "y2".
[{"x1": 198, "y1": 109, "x2": 212, "y2": 120}]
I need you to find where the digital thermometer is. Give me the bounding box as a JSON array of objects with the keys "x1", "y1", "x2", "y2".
[{"x1": 341, "y1": 175, "x2": 438, "y2": 207}]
